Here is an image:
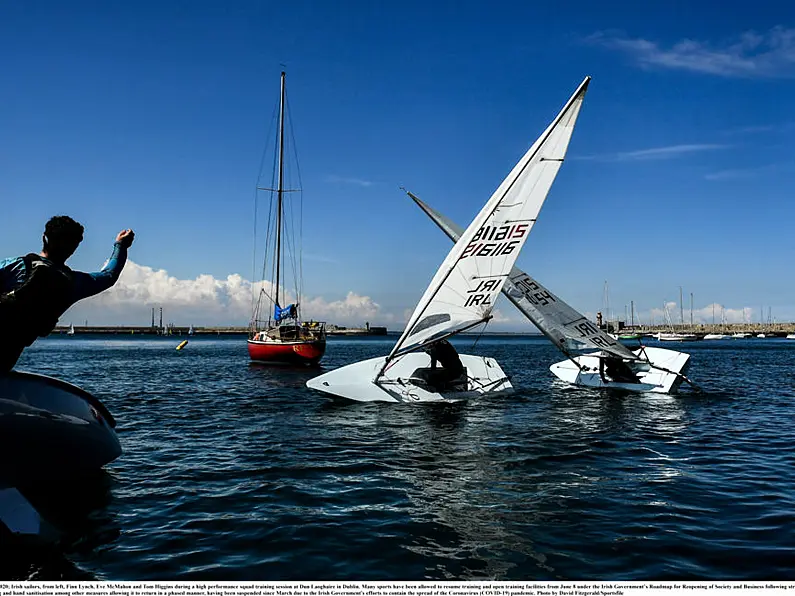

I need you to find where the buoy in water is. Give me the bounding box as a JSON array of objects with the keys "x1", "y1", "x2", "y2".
[{"x1": 176, "y1": 340, "x2": 189, "y2": 351}]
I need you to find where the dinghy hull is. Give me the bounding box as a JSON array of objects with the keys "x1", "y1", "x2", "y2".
[
  {"x1": 549, "y1": 346, "x2": 690, "y2": 394},
  {"x1": 0, "y1": 372, "x2": 121, "y2": 481},
  {"x1": 307, "y1": 353, "x2": 513, "y2": 403}
]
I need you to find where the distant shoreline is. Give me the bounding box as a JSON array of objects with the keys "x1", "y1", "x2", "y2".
[{"x1": 51, "y1": 325, "x2": 546, "y2": 337}]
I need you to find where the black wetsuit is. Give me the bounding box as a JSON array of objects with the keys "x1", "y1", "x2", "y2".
[
  {"x1": 424, "y1": 339, "x2": 465, "y2": 389},
  {"x1": 0, "y1": 244, "x2": 128, "y2": 372},
  {"x1": 603, "y1": 358, "x2": 639, "y2": 384}
]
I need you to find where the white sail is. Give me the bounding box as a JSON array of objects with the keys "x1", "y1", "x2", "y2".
[
  {"x1": 383, "y1": 76, "x2": 591, "y2": 371},
  {"x1": 408, "y1": 191, "x2": 638, "y2": 361}
]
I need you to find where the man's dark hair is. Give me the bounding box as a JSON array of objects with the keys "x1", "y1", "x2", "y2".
[{"x1": 43, "y1": 215, "x2": 84, "y2": 253}]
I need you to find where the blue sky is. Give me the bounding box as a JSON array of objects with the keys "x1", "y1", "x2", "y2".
[{"x1": 1, "y1": 0, "x2": 794, "y2": 328}]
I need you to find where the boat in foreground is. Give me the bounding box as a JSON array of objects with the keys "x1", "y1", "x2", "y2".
[
  {"x1": 247, "y1": 71, "x2": 326, "y2": 366},
  {"x1": 306, "y1": 353, "x2": 511, "y2": 403},
  {"x1": 0, "y1": 371, "x2": 120, "y2": 540},
  {"x1": 308, "y1": 76, "x2": 592, "y2": 403}
]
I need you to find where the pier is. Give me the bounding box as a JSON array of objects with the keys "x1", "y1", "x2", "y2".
[
  {"x1": 52, "y1": 324, "x2": 389, "y2": 336},
  {"x1": 609, "y1": 323, "x2": 795, "y2": 338}
]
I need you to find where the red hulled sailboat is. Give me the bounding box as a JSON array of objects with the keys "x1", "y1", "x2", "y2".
[{"x1": 248, "y1": 72, "x2": 326, "y2": 365}]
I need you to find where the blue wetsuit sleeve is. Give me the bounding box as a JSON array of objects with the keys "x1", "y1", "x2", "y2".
[
  {"x1": 0, "y1": 257, "x2": 27, "y2": 293},
  {"x1": 71, "y1": 242, "x2": 128, "y2": 301}
]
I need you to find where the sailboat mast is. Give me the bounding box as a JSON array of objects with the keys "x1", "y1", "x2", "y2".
[
  {"x1": 275, "y1": 71, "x2": 286, "y2": 309},
  {"x1": 679, "y1": 286, "x2": 684, "y2": 329}
]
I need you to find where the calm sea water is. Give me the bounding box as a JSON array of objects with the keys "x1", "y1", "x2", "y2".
[{"x1": 2, "y1": 334, "x2": 795, "y2": 580}]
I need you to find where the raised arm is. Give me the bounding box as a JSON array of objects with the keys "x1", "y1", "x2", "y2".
[{"x1": 71, "y1": 229, "x2": 135, "y2": 301}]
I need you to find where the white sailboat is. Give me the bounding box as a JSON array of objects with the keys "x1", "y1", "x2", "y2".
[
  {"x1": 66, "y1": 323, "x2": 75, "y2": 336},
  {"x1": 407, "y1": 194, "x2": 693, "y2": 394},
  {"x1": 655, "y1": 303, "x2": 697, "y2": 341},
  {"x1": 307, "y1": 76, "x2": 592, "y2": 402},
  {"x1": 704, "y1": 306, "x2": 729, "y2": 339}
]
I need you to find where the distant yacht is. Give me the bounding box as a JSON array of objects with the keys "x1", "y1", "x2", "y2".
[{"x1": 703, "y1": 333, "x2": 729, "y2": 340}]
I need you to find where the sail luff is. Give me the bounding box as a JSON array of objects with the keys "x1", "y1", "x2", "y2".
[{"x1": 380, "y1": 77, "x2": 591, "y2": 376}]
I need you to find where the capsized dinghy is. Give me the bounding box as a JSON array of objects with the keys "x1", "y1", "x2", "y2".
[
  {"x1": 308, "y1": 76, "x2": 591, "y2": 403},
  {"x1": 407, "y1": 196, "x2": 694, "y2": 395}
]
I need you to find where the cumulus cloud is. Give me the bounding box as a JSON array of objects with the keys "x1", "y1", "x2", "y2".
[
  {"x1": 60, "y1": 260, "x2": 386, "y2": 328},
  {"x1": 587, "y1": 27, "x2": 795, "y2": 78}
]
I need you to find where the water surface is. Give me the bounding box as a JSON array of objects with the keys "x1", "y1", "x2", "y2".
[{"x1": 3, "y1": 335, "x2": 794, "y2": 580}]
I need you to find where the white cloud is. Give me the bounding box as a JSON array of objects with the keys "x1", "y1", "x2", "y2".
[
  {"x1": 725, "y1": 124, "x2": 777, "y2": 135},
  {"x1": 705, "y1": 162, "x2": 791, "y2": 181},
  {"x1": 578, "y1": 143, "x2": 728, "y2": 162},
  {"x1": 325, "y1": 175, "x2": 373, "y2": 187},
  {"x1": 645, "y1": 302, "x2": 754, "y2": 325},
  {"x1": 587, "y1": 27, "x2": 795, "y2": 78},
  {"x1": 60, "y1": 260, "x2": 386, "y2": 328}
]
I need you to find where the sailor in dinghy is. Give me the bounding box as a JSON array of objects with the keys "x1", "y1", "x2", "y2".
[{"x1": 307, "y1": 77, "x2": 592, "y2": 403}]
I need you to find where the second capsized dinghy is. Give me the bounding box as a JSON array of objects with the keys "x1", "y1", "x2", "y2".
[
  {"x1": 307, "y1": 76, "x2": 592, "y2": 403},
  {"x1": 407, "y1": 197, "x2": 694, "y2": 394}
]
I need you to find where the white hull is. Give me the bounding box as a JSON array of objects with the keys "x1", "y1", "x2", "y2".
[
  {"x1": 549, "y1": 346, "x2": 690, "y2": 394},
  {"x1": 655, "y1": 332, "x2": 697, "y2": 342},
  {"x1": 306, "y1": 353, "x2": 513, "y2": 403},
  {"x1": 703, "y1": 334, "x2": 729, "y2": 340},
  {"x1": 787, "y1": 334, "x2": 795, "y2": 340}
]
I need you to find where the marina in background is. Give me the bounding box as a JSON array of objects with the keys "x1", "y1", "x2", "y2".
[{"x1": 52, "y1": 322, "x2": 388, "y2": 336}]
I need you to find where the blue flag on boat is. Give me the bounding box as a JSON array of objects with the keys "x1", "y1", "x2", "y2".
[{"x1": 274, "y1": 304, "x2": 297, "y2": 322}]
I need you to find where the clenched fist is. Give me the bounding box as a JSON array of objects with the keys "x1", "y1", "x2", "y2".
[{"x1": 116, "y1": 229, "x2": 135, "y2": 248}]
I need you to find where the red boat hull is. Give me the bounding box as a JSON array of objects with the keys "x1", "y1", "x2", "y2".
[{"x1": 247, "y1": 338, "x2": 326, "y2": 365}]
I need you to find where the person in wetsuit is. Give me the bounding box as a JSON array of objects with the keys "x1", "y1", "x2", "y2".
[
  {"x1": 0, "y1": 216, "x2": 135, "y2": 372},
  {"x1": 422, "y1": 339, "x2": 466, "y2": 390},
  {"x1": 601, "y1": 356, "x2": 639, "y2": 384}
]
